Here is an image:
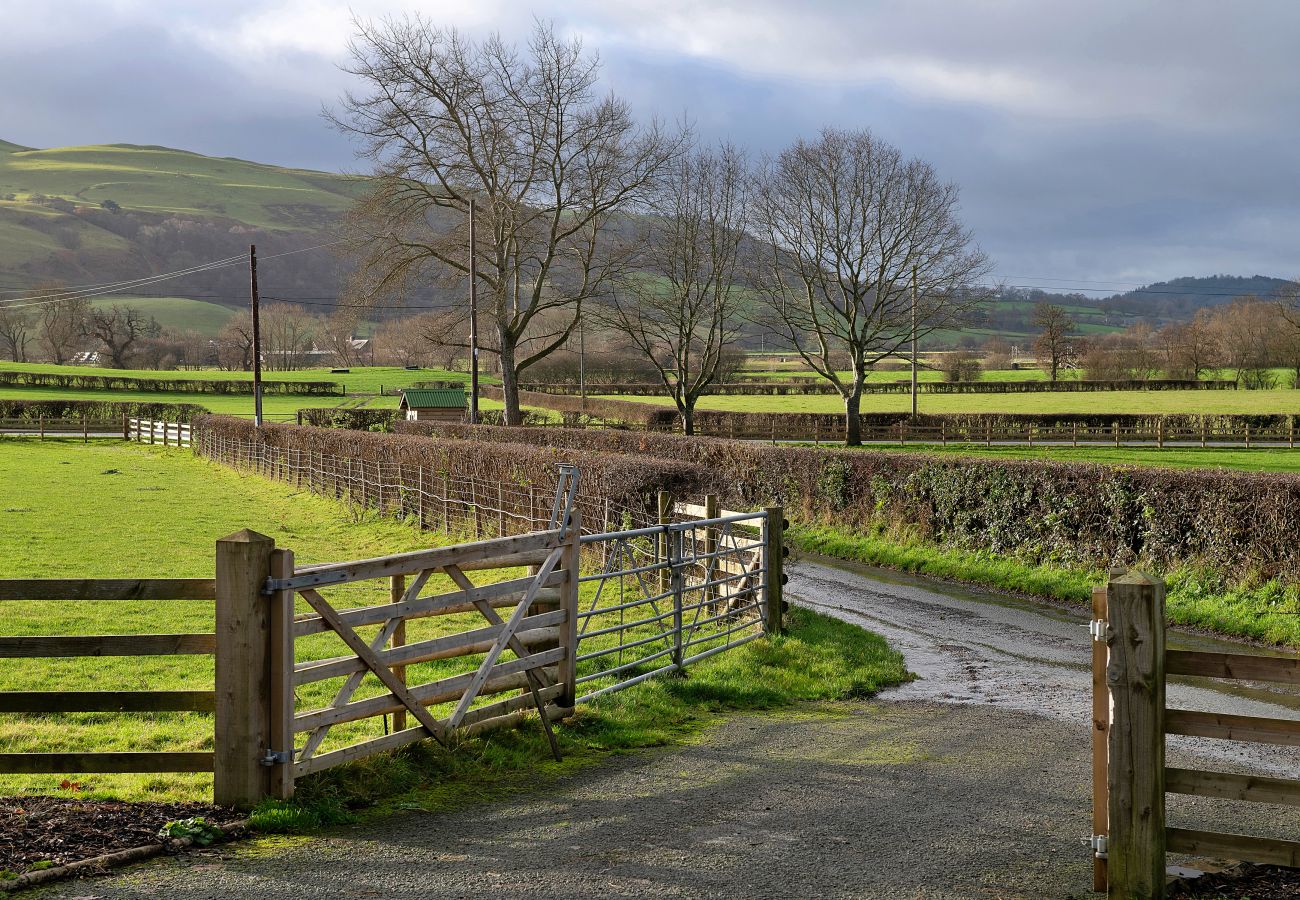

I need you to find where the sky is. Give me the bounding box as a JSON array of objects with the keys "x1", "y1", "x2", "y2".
[{"x1": 3, "y1": 0, "x2": 1298, "y2": 291}]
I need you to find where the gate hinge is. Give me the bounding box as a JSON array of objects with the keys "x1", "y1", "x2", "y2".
[
  {"x1": 259, "y1": 748, "x2": 293, "y2": 766},
  {"x1": 1089, "y1": 619, "x2": 1108, "y2": 642},
  {"x1": 1091, "y1": 834, "x2": 1108, "y2": 858}
]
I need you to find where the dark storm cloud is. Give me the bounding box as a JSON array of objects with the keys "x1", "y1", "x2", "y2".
[{"x1": 3, "y1": 0, "x2": 1298, "y2": 285}]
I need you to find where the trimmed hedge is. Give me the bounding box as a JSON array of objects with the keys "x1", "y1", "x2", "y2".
[
  {"x1": 299, "y1": 408, "x2": 399, "y2": 431},
  {"x1": 518, "y1": 378, "x2": 1239, "y2": 396},
  {"x1": 0, "y1": 369, "x2": 341, "y2": 395},
  {"x1": 395, "y1": 419, "x2": 1300, "y2": 582},
  {"x1": 193, "y1": 415, "x2": 700, "y2": 526},
  {"x1": 0, "y1": 398, "x2": 206, "y2": 422}
]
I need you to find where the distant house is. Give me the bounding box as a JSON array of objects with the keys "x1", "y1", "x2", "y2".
[{"x1": 398, "y1": 387, "x2": 467, "y2": 423}]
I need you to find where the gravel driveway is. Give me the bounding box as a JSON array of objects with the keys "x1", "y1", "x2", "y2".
[{"x1": 37, "y1": 558, "x2": 1300, "y2": 899}]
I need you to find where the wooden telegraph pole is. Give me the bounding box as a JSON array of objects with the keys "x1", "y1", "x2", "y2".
[
  {"x1": 250, "y1": 245, "x2": 263, "y2": 426},
  {"x1": 910, "y1": 264, "x2": 919, "y2": 419},
  {"x1": 468, "y1": 197, "x2": 480, "y2": 425}
]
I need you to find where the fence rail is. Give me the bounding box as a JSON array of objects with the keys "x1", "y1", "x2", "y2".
[
  {"x1": 128, "y1": 418, "x2": 192, "y2": 447},
  {"x1": 0, "y1": 415, "x2": 124, "y2": 441},
  {"x1": 1092, "y1": 571, "x2": 1300, "y2": 898},
  {"x1": 0, "y1": 577, "x2": 218, "y2": 776}
]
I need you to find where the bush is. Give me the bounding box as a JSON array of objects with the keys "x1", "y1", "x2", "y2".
[{"x1": 0, "y1": 398, "x2": 205, "y2": 421}]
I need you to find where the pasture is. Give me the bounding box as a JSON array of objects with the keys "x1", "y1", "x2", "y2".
[{"x1": 0, "y1": 439, "x2": 904, "y2": 807}]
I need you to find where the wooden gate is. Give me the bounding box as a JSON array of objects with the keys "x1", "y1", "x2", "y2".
[
  {"x1": 1092, "y1": 569, "x2": 1300, "y2": 898},
  {"x1": 213, "y1": 517, "x2": 581, "y2": 807}
]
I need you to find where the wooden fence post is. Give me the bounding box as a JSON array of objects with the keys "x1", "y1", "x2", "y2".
[
  {"x1": 1092, "y1": 578, "x2": 1113, "y2": 893},
  {"x1": 763, "y1": 505, "x2": 785, "y2": 636},
  {"x1": 1106, "y1": 571, "x2": 1166, "y2": 899},
  {"x1": 267, "y1": 547, "x2": 295, "y2": 800},
  {"x1": 390, "y1": 573, "x2": 407, "y2": 732},
  {"x1": 214, "y1": 529, "x2": 277, "y2": 809}
]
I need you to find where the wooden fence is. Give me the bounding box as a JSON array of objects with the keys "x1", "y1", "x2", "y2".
[
  {"x1": 1093, "y1": 571, "x2": 1300, "y2": 898},
  {"x1": 0, "y1": 415, "x2": 126, "y2": 441},
  {"x1": 128, "y1": 418, "x2": 192, "y2": 447},
  {"x1": 0, "y1": 577, "x2": 219, "y2": 777}
]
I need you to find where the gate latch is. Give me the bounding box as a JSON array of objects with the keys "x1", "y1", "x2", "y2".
[
  {"x1": 1091, "y1": 834, "x2": 1108, "y2": 859},
  {"x1": 1089, "y1": 619, "x2": 1108, "y2": 643},
  {"x1": 259, "y1": 748, "x2": 292, "y2": 767}
]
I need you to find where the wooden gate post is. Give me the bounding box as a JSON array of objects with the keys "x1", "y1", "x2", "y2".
[
  {"x1": 558, "y1": 511, "x2": 581, "y2": 710},
  {"x1": 1106, "y1": 571, "x2": 1167, "y2": 899},
  {"x1": 704, "y1": 493, "x2": 720, "y2": 609},
  {"x1": 657, "y1": 490, "x2": 672, "y2": 594},
  {"x1": 763, "y1": 505, "x2": 785, "y2": 636},
  {"x1": 214, "y1": 529, "x2": 278, "y2": 809}
]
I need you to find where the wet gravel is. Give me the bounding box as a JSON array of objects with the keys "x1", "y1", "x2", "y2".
[{"x1": 34, "y1": 558, "x2": 1300, "y2": 898}]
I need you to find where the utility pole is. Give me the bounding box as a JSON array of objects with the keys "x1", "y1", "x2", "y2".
[
  {"x1": 250, "y1": 244, "x2": 263, "y2": 426},
  {"x1": 910, "y1": 264, "x2": 918, "y2": 419},
  {"x1": 468, "y1": 197, "x2": 479, "y2": 425}
]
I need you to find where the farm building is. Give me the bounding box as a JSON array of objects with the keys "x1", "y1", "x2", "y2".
[{"x1": 399, "y1": 387, "x2": 467, "y2": 422}]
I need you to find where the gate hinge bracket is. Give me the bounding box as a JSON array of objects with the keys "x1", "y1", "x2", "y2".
[
  {"x1": 1089, "y1": 619, "x2": 1109, "y2": 642},
  {"x1": 259, "y1": 748, "x2": 292, "y2": 767},
  {"x1": 1091, "y1": 834, "x2": 1108, "y2": 858}
]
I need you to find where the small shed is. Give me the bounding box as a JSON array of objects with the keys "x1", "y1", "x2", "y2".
[{"x1": 399, "y1": 387, "x2": 468, "y2": 423}]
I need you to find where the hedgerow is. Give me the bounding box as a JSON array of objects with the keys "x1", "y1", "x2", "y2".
[
  {"x1": 0, "y1": 398, "x2": 206, "y2": 421},
  {"x1": 0, "y1": 370, "x2": 341, "y2": 395}
]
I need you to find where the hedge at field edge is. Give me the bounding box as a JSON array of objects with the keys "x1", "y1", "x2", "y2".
[
  {"x1": 0, "y1": 398, "x2": 207, "y2": 421},
  {"x1": 395, "y1": 419, "x2": 1300, "y2": 583}
]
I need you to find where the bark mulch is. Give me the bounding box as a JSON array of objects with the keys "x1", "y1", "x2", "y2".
[
  {"x1": 1171, "y1": 864, "x2": 1300, "y2": 899},
  {"x1": 0, "y1": 796, "x2": 241, "y2": 877}
]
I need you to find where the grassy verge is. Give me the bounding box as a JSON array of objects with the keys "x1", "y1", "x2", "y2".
[
  {"x1": 830, "y1": 443, "x2": 1300, "y2": 474},
  {"x1": 792, "y1": 523, "x2": 1300, "y2": 647}
]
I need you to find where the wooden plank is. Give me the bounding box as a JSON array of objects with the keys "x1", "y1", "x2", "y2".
[
  {"x1": 293, "y1": 571, "x2": 564, "y2": 637},
  {"x1": 282, "y1": 531, "x2": 561, "y2": 590},
  {"x1": 294, "y1": 615, "x2": 565, "y2": 685},
  {"x1": 1106, "y1": 572, "x2": 1166, "y2": 898},
  {"x1": 1167, "y1": 649, "x2": 1300, "y2": 684},
  {"x1": 1167, "y1": 827, "x2": 1300, "y2": 867},
  {"x1": 1166, "y1": 766, "x2": 1300, "y2": 806},
  {"x1": 0, "y1": 752, "x2": 214, "y2": 774},
  {"x1": 673, "y1": 501, "x2": 709, "y2": 519},
  {"x1": 1166, "y1": 709, "x2": 1300, "y2": 747},
  {"x1": 292, "y1": 648, "x2": 564, "y2": 734},
  {"x1": 267, "y1": 547, "x2": 295, "y2": 801},
  {"x1": 299, "y1": 588, "x2": 448, "y2": 745},
  {"x1": 213, "y1": 528, "x2": 276, "y2": 810},
  {"x1": 0, "y1": 578, "x2": 216, "y2": 602},
  {"x1": 447, "y1": 546, "x2": 565, "y2": 728},
  {"x1": 0, "y1": 691, "x2": 216, "y2": 713},
  {"x1": 0, "y1": 634, "x2": 216, "y2": 657},
  {"x1": 1091, "y1": 585, "x2": 1109, "y2": 893}
]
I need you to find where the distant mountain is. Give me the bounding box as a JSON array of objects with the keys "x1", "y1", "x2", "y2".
[
  {"x1": 1097, "y1": 274, "x2": 1294, "y2": 319},
  {"x1": 0, "y1": 140, "x2": 371, "y2": 302}
]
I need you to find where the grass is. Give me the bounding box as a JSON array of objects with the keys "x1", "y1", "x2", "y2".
[
  {"x1": 834, "y1": 443, "x2": 1300, "y2": 474},
  {"x1": 0, "y1": 439, "x2": 907, "y2": 816},
  {"x1": 792, "y1": 523, "x2": 1300, "y2": 648},
  {"x1": 0, "y1": 363, "x2": 490, "y2": 420}
]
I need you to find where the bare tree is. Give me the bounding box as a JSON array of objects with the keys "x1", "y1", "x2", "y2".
[
  {"x1": 260, "y1": 303, "x2": 317, "y2": 371},
  {"x1": 34, "y1": 286, "x2": 90, "y2": 365},
  {"x1": 1161, "y1": 310, "x2": 1219, "y2": 380},
  {"x1": 1032, "y1": 302, "x2": 1076, "y2": 382},
  {"x1": 331, "y1": 17, "x2": 683, "y2": 425},
  {"x1": 85, "y1": 304, "x2": 160, "y2": 368},
  {"x1": 599, "y1": 144, "x2": 749, "y2": 434},
  {"x1": 1213, "y1": 296, "x2": 1281, "y2": 388},
  {"x1": 749, "y1": 128, "x2": 991, "y2": 444},
  {"x1": 216, "y1": 319, "x2": 254, "y2": 371},
  {"x1": 0, "y1": 304, "x2": 31, "y2": 362},
  {"x1": 321, "y1": 310, "x2": 363, "y2": 368}
]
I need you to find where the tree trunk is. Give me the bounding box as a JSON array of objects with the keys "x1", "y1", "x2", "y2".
[
  {"x1": 497, "y1": 331, "x2": 522, "y2": 426},
  {"x1": 682, "y1": 402, "x2": 694, "y2": 436},
  {"x1": 844, "y1": 392, "x2": 863, "y2": 446}
]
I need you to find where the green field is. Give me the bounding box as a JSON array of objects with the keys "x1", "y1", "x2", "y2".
[
  {"x1": 87, "y1": 296, "x2": 237, "y2": 336},
  {"x1": 0, "y1": 142, "x2": 368, "y2": 231},
  {"x1": 0, "y1": 440, "x2": 904, "y2": 813}
]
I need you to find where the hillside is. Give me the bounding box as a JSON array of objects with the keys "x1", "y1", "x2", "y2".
[{"x1": 0, "y1": 139, "x2": 371, "y2": 300}]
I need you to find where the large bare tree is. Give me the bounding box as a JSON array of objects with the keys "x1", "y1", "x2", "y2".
[
  {"x1": 85, "y1": 304, "x2": 159, "y2": 368},
  {"x1": 749, "y1": 128, "x2": 991, "y2": 445},
  {"x1": 331, "y1": 17, "x2": 682, "y2": 424},
  {"x1": 33, "y1": 285, "x2": 89, "y2": 365},
  {"x1": 600, "y1": 143, "x2": 749, "y2": 434},
  {"x1": 1032, "y1": 302, "x2": 1076, "y2": 382}
]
